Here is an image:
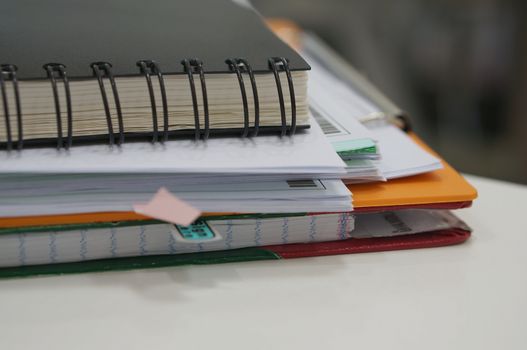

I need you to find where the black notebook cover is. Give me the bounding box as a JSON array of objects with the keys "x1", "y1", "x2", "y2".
[{"x1": 1, "y1": 0, "x2": 310, "y2": 79}]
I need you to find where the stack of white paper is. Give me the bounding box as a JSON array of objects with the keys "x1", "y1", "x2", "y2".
[
  {"x1": 306, "y1": 51, "x2": 443, "y2": 181},
  {"x1": 372, "y1": 125, "x2": 442, "y2": 179},
  {"x1": 0, "y1": 119, "x2": 351, "y2": 217},
  {"x1": 0, "y1": 118, "x2": 343, "y2": 175},
  {"x1": 0, "y1": 179, "x2": 352, "y2": 217}
]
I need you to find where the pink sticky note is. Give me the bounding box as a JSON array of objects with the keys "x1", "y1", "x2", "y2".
[{"x1": 133, "y1": 187, "x2": 202, "y2": 226}]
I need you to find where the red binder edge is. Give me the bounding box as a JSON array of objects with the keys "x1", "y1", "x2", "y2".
[{"x1": 265, "y1": 228, "x2": 471, "y2": 259}]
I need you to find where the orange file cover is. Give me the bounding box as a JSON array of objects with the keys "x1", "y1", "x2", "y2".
[
  {"x1": 0, "y1": 211, "x2": 233, "y2": 229},
  {"x1": 349, "y1": 133, "x2": 477, "y2": 211}
]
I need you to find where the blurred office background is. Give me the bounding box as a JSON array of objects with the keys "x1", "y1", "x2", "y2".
[{"x1": 252, "y1": 0, "x2": 527, "y2": 184}]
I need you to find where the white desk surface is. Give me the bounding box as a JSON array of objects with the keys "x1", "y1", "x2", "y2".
[{"x1": 0, "y1": 175, "x2": 526, "y2": 350}]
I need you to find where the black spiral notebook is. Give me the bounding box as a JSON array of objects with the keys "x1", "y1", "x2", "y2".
[{"x1": 0, "y1": 0, "x2": 310, "y2": 150}]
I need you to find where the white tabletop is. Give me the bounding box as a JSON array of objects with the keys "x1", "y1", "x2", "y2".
[{"x1": 0, "y1": 175, "x2": 526, "y2": 350}]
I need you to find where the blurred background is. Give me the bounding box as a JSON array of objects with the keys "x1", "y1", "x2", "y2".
[{"x1": 252, "y1": 0, "x2": 527, "y2": 184}]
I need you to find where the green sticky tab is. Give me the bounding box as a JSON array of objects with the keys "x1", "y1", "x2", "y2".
[
  {"x1": 331, "y1": 138, "x2": 377, "y2": 154},
  {"x1": 337, "y1": 145, "x2": 378, "y2": 158},
  {"x1": 175, "y1": 220, "x2": 215, "y2": 241}
]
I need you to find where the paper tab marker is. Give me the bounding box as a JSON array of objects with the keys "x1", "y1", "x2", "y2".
[
  {"x1": 133, "y1": 187, "x2": 202, "y2": 226},
  {"x1": 176, "y1": 220, "x2": 216, "y2": 241}
]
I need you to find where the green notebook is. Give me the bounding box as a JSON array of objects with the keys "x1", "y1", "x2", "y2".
[{"x1": 0, "y1": 212, "x2": 353, "y2": 278}]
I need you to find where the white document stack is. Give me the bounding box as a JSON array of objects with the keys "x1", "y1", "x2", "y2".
[
  {"x1": 0, "y1": 118, "x2": 352, "y2": 217},
  {"x1": 304, "y1": 48, "x2": 443, "y2": 183}
]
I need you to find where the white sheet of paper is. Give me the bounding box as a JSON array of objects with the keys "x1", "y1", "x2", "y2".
[
  {"x1": 306, "y1": 53, "x2": 442, "y2": 179},
  {"x1": 372, "y1": 125, "x2": 442, "y2": 179},
  {"x1": 0, "y1": 117, "x2": 345, "y2": 174},
  {"x1": 0, "y1": 179, "x2": 352, "y2": 217},
  {"x1": 352, "y1": 209, "x2": 469, "y2": 238},
  {"x1": 307, "y1": 56, "x2": 378, "y2": 146}
]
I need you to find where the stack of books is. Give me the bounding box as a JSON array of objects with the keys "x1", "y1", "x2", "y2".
[{"x1": 0, "y1": 0, "x2": 477, "y2": 278}]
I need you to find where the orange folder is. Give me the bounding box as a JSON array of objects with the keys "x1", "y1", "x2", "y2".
[{"x1": 349, "y1": 133, "x2": 477, "y2": 210}]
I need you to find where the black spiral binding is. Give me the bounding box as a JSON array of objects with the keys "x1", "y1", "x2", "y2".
[
  {"x1": 226, "y1": 59, "x2": 250, "y2": 137},
  {"x1": 0, "y1": 64, "x2": 23, "y2": 151},
  {"x1": 91, "y1": 62, "x2": 125, "y2": 146},
  {"x1": 136, "y1": 60, "x2": 169, "y2": 143},
  {"x1": 268, "y1": 57, "x2": 296, "y2": 136},
  {"x1": 43, "y1": 63, "x2": 73, "y2": 149},
  {"x1": 182, "y1": 58, "x2": 210, "y2": 141},
  {"x1": 236, "y1": 58, "x2": 260, "y2": 136},
  {"x1": 1, "y1": 56, "x2": 301, "y2": 150}
]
